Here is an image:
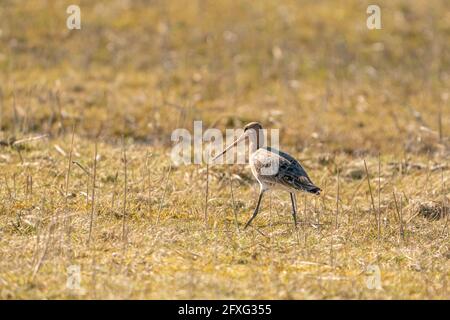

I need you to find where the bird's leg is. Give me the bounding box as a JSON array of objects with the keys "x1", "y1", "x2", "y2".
[
  {"x1": 244, "y1": 190, "x2": 265, "y2": 229},
  {"x1": 290, "y1": 193, "x2": 298, "y2": 228}
]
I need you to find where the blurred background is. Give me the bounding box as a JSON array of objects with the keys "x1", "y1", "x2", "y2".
[{"x1": 0, "y1": 0, "x2": 448, "y2": 154}]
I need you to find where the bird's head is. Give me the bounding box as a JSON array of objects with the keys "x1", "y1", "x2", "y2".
[
  {"x1": 244, "y1": 122, "x2": 263, "y2": 133},
  {"x1": 212, "y1": 122, "x2": 264, "y2": 162}
]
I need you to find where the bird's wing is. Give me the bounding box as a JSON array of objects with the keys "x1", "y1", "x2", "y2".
[{"x1": 255, "y1": 147, "x2": 321, "y2": 194}]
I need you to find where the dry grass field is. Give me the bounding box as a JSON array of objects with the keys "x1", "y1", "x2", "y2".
[{"x1": 0, "y1": 0, "x2": 449, "y2": 299}]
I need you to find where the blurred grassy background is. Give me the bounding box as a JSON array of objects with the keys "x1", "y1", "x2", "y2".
[{"x1": 0, "y1": 0, "x2": 448, "y2": 153}]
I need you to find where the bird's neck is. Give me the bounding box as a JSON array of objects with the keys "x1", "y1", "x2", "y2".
[{"x1": 248, "y1": 130, "x2": 264, "y2": 154}]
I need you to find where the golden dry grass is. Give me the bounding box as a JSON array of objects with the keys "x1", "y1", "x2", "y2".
[{"x1": 0, "y1": 0, "x2": 449, "y2": 299}]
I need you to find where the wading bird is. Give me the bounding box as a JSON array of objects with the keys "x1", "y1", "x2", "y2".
[{"x1": 213, "y1": 122, "x2": 321, "y2": 229}]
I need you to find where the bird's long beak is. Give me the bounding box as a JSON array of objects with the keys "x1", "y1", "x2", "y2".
[{"x1": 212, "y1": 132, "x2": 247, "y2": 162}]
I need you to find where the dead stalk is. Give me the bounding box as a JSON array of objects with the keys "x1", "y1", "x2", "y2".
[
  {"x1": 335, "y1": 167, "x2": 340, "y2": 228},
  {"x1": 32, "y1": 194, "x2": 46, "y2": 265},
  {"x1": 4, "y1": 176, "x2": 12, "y2": 201},
  {"x1": 64, "y1": 124, "x2": 75, "y2": 243},
  {"x1": 438, "y1": 104, "x2": 442, "y2": 142},
  {"x1": 330, "y1": 168, "x2": 340, "y2": 266},
  {"x1": 12, "y1": 134, "x2": 48, "y2": 146},
  {"x1": 122, "y1": 137, "x2": 128, "y2": 244},
  {"x1": 111, "y1": 170, "x2": 118, "y2": 211},
  {"x1": 156, "y1": 164, "x2": 172, "y2": 225},
  {"x1": 392, "y1": 192, "x2": 405, "y2": 242},
  {"x1": 441, "y1": 168, "x2": 448, "y2": 237},
  {"x1": 145, "y1": 151, "x2": 152, "y2": 222},
  {"x1": 228, "y1": 170, "x2": 239, "y2": 232},
  {"x1": 377, "y1": 153, "x2": 381, "y2": 239},
  {"x1": 0, "y1": 87, "x2": 3, "y2": 131},
  {"x1": 204, "y1": 162, "x2": 209, "y2": 228},
  {"x1": 87, "y1": 142, "x2": 98, "y2": 246},
  {"x1": 363, "y1": 159, "x2": 378, "y2": 230},
  {"x1": 31, "y1": 217, "x2": 55, "y2": 281},
  {"x1": 13, "y1": 173, "x2": 16, "y2": 199}
]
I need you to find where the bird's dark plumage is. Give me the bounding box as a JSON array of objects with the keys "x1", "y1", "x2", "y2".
[{"x1": 254, "y1": 147, "x2": 321, "y2": 195}]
